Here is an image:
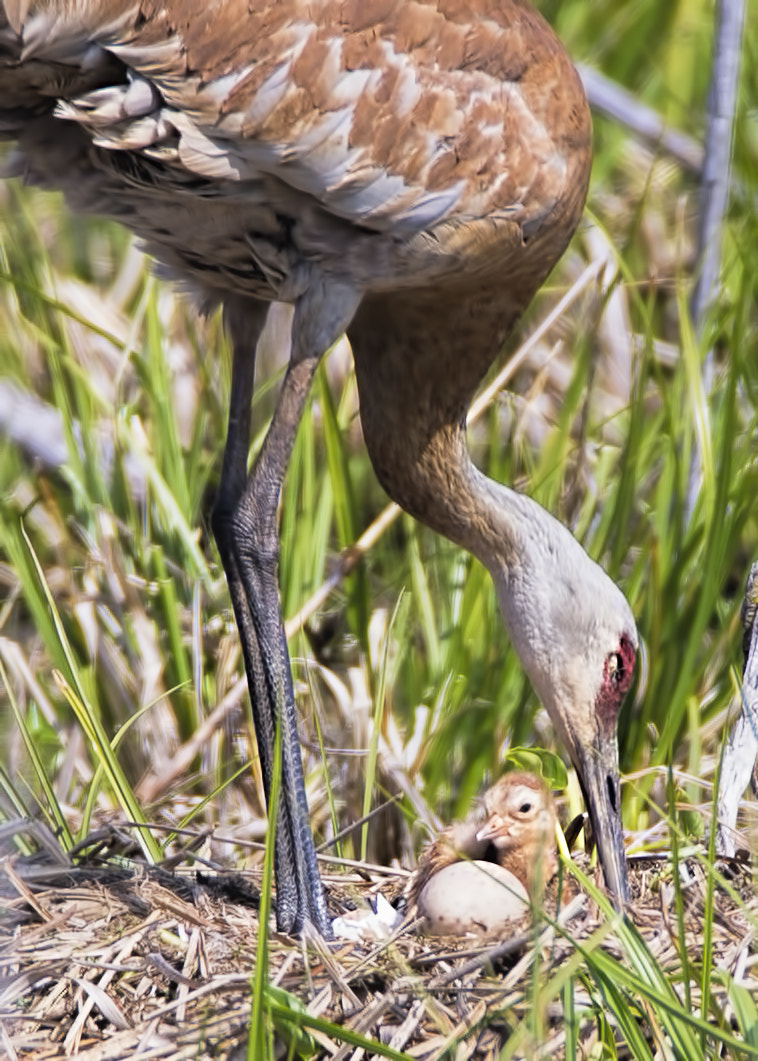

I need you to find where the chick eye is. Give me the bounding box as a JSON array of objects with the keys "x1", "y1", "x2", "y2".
[{"x1": 519, "y1": 802, "x2": 533, "y2": 814}]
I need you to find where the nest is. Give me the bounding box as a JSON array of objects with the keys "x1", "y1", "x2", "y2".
[{"x1": 2, "y1": 844, "x2": 756, "y2": 1059}]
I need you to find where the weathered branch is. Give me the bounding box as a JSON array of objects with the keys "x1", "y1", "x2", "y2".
[
  {"x1": 715, "y1": 562, "x2": 758, "y2": 857},
  {"x1": 578, "y1": 65, "x2": 703, "y2": 175},
  {"x1": 690, "y1": 0, "x2": 746, "y2": 337}
]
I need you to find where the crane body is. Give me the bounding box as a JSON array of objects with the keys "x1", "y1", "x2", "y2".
[{"x1": 1, "y1": 0, "x2": 637, "y2": 936}]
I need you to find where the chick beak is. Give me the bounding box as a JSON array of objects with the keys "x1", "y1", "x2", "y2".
[{"x1": 475, "y1": 818, "x2": 503, "y2": 844}]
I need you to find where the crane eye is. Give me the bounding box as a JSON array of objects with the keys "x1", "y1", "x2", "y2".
[{"x1": 608, "y1": 651, "x2": 625, "y2": 684}]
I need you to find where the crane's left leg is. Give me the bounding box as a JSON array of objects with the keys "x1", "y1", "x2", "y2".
[{"x1": 212, "y1": 286, "x2": 359, "y2": 937}]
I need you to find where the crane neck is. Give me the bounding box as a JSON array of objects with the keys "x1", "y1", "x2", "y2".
[{"x1": 404, "y1": 422, "x2": 536, "y2": 576}]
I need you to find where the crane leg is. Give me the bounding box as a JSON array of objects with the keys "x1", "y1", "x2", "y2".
[{"x1": 211, "y1": 297, "x2": 329, "y2": 937}]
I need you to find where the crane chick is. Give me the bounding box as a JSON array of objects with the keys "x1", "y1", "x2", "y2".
[{"x1": 410, "y1": 772, "x2": 557, "y2": 936}]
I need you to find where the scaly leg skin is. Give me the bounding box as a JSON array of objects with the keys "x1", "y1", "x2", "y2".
[{"x1": 211, "y1": 297, "x2": 330, "y2": 937}]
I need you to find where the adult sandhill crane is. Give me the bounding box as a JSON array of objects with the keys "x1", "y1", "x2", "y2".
[
  {"x1": 408, "y1": 772, "x2": 558, "y2": 912},
  {"x1": 0, "y1": 0, "x2": 638, "y2": 937}
]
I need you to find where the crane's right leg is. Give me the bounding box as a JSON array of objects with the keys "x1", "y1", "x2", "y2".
[{"x1": 211, "y1": 297, "x2": 329, "y2": 936}]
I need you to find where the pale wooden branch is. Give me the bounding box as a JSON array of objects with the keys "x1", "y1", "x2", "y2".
[
  {"x1": 685, "y1": 0, "x2": 745, "y2": 520},
  {"x1": 578, "y1": 64, "x2": 703, "y2": 175},
  {"x1": 690, "y1": 0, "x2": 746, "y2": 337},
  {"x1": 715, "y1": 562, "x2": 758, "y2": 857}
]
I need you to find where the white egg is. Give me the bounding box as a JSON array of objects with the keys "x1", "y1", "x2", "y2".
[{"x1": 416, "y1": 861, "x2": 530, "y2": 936}]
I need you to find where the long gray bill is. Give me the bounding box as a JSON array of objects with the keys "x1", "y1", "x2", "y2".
[{"x1": 575, "y1": 734, "x2": 629, "y2": 906}]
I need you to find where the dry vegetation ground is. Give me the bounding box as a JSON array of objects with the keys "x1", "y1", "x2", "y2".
[{"x1": 3, "y1": 852, "x2": 758, "y2": 1059}]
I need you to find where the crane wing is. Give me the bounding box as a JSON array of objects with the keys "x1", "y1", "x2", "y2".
[{"x1": 1, "y1": 0, "x2": 583, "y2": 240}]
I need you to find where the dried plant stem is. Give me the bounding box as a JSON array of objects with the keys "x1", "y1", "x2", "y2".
[{"x1": 690, "y1": 0, "x2": 746, "y2": 341}]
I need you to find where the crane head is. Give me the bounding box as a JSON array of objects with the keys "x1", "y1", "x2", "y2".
[{"x1": 489, "y1": 490, "x2": 638, "y2": 907}]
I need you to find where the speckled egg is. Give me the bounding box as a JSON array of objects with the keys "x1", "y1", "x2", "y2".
[{"x1": 416, "y1": 861, "x2": 529, "y2": 936}]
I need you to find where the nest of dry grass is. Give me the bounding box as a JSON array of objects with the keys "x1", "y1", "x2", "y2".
[{"x1": 2, "y1": 840, "x2": 756, "y2": 1060}]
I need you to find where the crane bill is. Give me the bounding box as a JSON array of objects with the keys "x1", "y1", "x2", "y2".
[{"x1": 574, "y1": 735, "x2": 630, "y2": 907}]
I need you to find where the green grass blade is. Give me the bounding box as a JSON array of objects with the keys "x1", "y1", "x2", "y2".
[
  {"x1": 53, "y1": 670, "x2": 162, "y2": 863},
  {"x1": 249, "y1": 715, "x2": 282, "y2": 1061},
  {"x1": 0, "y1": 655, "x2": 73, "y2": 850}
]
